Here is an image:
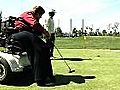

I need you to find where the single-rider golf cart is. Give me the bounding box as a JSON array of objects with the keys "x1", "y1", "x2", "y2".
[{"x1": 0, "y1": 16, "x2": 32, "y2": 83}]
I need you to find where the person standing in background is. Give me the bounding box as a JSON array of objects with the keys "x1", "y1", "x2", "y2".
[{"x1": 46, "y1": 9, "x2": 56, "y2": 58}]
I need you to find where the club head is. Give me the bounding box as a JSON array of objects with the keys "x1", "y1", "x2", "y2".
[{"x1": 69, "y1": 69, "x2": 75, "y2": 73}]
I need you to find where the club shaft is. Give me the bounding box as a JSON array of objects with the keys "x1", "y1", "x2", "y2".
[{"x1": 54, "y1": 45, "x2": 72, "y2": 71}]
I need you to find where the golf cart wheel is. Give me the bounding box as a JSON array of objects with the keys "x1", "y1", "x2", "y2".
[{"x1": 0, "y1": 56, "x2": 12, "y2": 83}]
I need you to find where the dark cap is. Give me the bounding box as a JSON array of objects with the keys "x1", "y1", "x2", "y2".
[
  {"x1": 33, "y1": 6, "x2": 45, "y2": 15},
  {"x1": 49, "y1": 9, "x2": 56, "y2": 16}
]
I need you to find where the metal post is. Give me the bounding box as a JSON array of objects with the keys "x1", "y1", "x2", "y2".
[
  {"x1": 70, "y1": 18, "x2": 72, "y2": 36},
  {"x1": 82, "y1": 19, "x2": 84, "y2": 34},
  {"x1": 0, "y1": 11, "x2": 2, "y2": 32}
]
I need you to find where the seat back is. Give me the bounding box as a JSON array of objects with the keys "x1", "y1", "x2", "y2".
[
  {"x1": 6, "y1": 36, "x2": 25, "y2": 55},
  {"x1": 0, "y1": 16, "x2": 24, "y2": 54}
]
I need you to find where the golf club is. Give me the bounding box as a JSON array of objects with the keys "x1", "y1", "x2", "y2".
[{"x1": 54, "y1": 44, "x2": 75, "y2": 73}]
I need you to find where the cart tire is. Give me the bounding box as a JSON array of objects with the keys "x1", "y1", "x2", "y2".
[{"x1": 0, "y1": 56, "x2": 12, "y2": 83}]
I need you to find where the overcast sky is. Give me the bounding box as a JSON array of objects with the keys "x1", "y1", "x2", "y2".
[{"x1": 0, "y1": 0, "x2": 120, "y2": 32}]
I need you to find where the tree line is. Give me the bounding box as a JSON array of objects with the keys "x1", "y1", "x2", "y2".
[{"x1": 55, "y1": 22, "x2": 120, "y2": 37}]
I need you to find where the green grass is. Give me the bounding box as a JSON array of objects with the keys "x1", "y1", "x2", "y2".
[
  {"x1": 1, "y1": 49, "x2": 120, "y2": 90},
  {"x1": 1, "y1": 36, "x2": 120, "y2": 89},
  {"x1": 56, "y1": 36, "x2": 120, "y2": 49}
]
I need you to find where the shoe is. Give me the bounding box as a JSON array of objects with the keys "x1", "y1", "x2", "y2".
[
  {"x1": 44, "y1": 76, "x2": 56, "y2": 86},
  {"x1": 49, "y1": 76, "x2": 56, "y2": 83},
  {"x1": 50, "y1": 56, "x2": 54, "y2": 59},
  {"x1": 36, "y1": 80, "x2": 45, "y2": 86},
  {"x1": 44, "y1": 82, "x2": 55, "y2": 86},
  {"x1": 37, "y1": 81, "x2": 55, "y2": 87}
]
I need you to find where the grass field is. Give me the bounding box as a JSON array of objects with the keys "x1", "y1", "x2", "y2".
[
  {"x1": 1, "y1": 36, "x2": 120, "y2": 90},
  {"x1": 56, "y1": 36, "x2": 120, "y2": 49}
]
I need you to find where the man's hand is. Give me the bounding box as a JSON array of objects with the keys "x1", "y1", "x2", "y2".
[{"x1": 44, "y1": 30, "x2": 50, "y2": 39}]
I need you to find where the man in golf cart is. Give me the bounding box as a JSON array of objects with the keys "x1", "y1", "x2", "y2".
[{"x1": 10, "y1": 5, "x2": 55, "y2": 86}]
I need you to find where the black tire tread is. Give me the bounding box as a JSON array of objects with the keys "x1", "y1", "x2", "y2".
[{"x1": 0, "y1": 56, "x2": 12, "y2": 83}]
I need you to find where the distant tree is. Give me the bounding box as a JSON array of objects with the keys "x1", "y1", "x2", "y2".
[
  {"x1": 86, "y1": 26, "x2": 94, "y2": 36},
  {"x1": 94, "y1": 29, "x2": 99, "y2": 36},
  {"x1": 55, "y1": 27, "x2": 63, "y2": 37},
  {"x1": 107, "y1": 23, "x2": 112, "y2": 31},
  {"x1": 102, "y1": 30, "x2": 107, "y2": 36},
  {"x1": 89, "y1": 27, "x2": 94, "y2": 36},
  {"x1": 78, "y1": 30, "x2": 82, "y2": 36},
  {"x1": 84, "y1": 30, "x2": 87, "y2": 36},
  {"x1": 112, "y1": 22, "x2": 119, "y2": 36},
  {"x1": 63, "y1": 32, "x2": 69, "y2": 37},
  {"x1": 72, "y1": 28, "x2": 77, "y2": 37}
]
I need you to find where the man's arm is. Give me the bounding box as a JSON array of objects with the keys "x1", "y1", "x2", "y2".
[{"x1": 20, "y1": 11, "x2": 50, "y2": 38}]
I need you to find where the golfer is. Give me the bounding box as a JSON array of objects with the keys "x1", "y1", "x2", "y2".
[{"x1": 12, "y1": 5, "x2": 55, "y2": 86}]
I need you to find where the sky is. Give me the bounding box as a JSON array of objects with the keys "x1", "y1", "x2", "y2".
[{"x1": 0, "y1": 0, "x2": 120, "y2": 33}]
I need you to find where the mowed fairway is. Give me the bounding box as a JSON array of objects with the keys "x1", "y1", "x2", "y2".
[
  {"x1": 53, "y1": 49, "x2": 120, "y2": 90},
  {"x1": 0, "y1": 49, "x2": 120, "y2": 90}
]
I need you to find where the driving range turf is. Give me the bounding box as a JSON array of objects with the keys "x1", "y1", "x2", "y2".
[
  {"x1": 1, "y1": 36, "x2": 120, "y2": 90},
  {"x1": 0, "y1": 49, "x2": 120, "y2": 90}
]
